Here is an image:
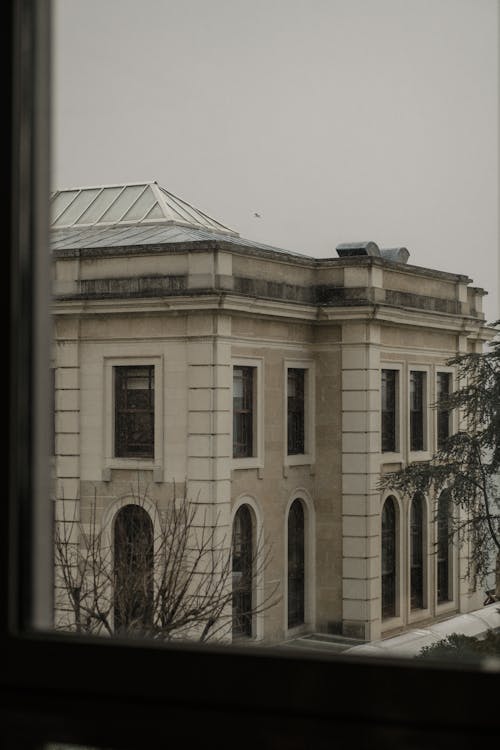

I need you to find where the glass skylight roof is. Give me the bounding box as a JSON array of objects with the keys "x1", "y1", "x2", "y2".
[{"x1": 51, "y1": 182, "x2": 238, "y2": 235}]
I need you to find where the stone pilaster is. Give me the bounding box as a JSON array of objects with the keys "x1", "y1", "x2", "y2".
[
  {"x1": 341, "y1": 321, "x2": 382, "y2": 640},
  {"x1": 186, "y1": 312, "x2": 232, "y2": 535}
]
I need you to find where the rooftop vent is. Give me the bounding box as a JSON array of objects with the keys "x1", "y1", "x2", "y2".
[
  {"x1": 336, "y1": 242, "x2": 410, "y2": 264},
  {"x1": 379, "y1": 247, "x2": 410, "y2": 264},
  {"x1": 336, "y1": 242, "x2": 381, "y2": 258}
]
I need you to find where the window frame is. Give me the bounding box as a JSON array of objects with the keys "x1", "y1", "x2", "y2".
[
  {"x1": 408, "y1": 366, "x2": 431, "y2": 460},
  {"x1": 103, "y1": 356, "x2": 163, "y2": 474},
  {"x1": 381, "y1": 495, "x2": 398, "y2": 621},
  {"x1": 283, "y1": 359, "x2": 315, "y2": 468},
  {"x1": 4, "y1": 2, "x2": 500, "y2": 747},
  {"x1": 379, "y1": 362, "x2": 403, "y2": 463},
  {"x1": 381, "y1": 367, "x2": 399, "y2": 454},
  {"x1": 114, "y1": 364, "x2": 155, "y2": 459},
  {"x1": 231, "y1": 357, "x2": 264, "y2": 470},
  {"x1": 436, "y1": 367, "x2": 455, "y2": 452}
]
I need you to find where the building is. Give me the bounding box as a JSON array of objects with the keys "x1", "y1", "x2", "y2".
[{"x1": 51, "y1": 181, "x2": 492, "y2": 643}]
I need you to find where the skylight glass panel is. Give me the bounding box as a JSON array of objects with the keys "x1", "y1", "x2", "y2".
[
  {"x1": 76, "y1": 187, "x2": 124, "y2": 225},
  {"x1": 143, "y1": 204, "x2": 164, "y2": 221},
  {"x1": 53, "y1": 188, "x2": 101, "y2": 226},
  {"x1": 99, "y1": 185, "x2": 145, "y2": 223},
  {"x1": 51, "y1": 190, "x2": 80, "y2": 224},
  {"x1": 121, "y1": 186, "x2": 158, "y2": 222}
]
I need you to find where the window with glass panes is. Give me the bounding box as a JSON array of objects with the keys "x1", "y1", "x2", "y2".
[
  {"x1": 437, "y1": 491, "x2": 452, "y2": 603},
  {"x1": 381, "y1": 496, "x2": 397, "y2": 619},
  {"x1": 233, "y1": 366, "x2": 254, "y2": 458},
  {"x1": 437, "y1": 372, "x2": 452, "y2": 449},
  {"x1": 232, "y1": 505, "x2": 253, "y2": 637},
  {"x1": 287, "y1": 500, "x2": 305, "y2": 628},
  {"x1": 381, "y1": 369, "x2": 397, "y2": 452},
  {"x1": 287, "y1": 368, "x2": 305, "y2": 455},
  {"x1": 114, "y1": 366, "x2": 154, "y2": 458},
  {"x1": 410, "y1": 371, "x2": 425, "y2": 451},
  {"x1": 410, "y1": 493, "x2": 424, "y2": 609}
]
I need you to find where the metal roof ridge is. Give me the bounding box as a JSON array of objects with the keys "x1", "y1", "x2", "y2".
[{"x1": 51, "y1": 180, "x2": 157, "y2": 195}]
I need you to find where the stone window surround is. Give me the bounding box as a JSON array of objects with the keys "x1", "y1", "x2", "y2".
[
  {"x1": 231, "y1": 357, "x2": 264, "y2": 471},
  {"x1": 283, "y1": 359, "x2": 315, "y2": 468}
]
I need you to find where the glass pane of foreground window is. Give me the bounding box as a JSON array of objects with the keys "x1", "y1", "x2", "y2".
[{"x1": 32, "y1": 0, "x2": 499, "y2": 670}]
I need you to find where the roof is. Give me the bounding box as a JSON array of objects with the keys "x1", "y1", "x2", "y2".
[
  {"x1": 51, "y1": 181, "x2": 238, "y2": 236},
  {"x1": 50, "y1": 181, "x2": 311, "y2": 259},
  {"x1": 50, "y1": 221, "x2": 309, "y2": 258}
]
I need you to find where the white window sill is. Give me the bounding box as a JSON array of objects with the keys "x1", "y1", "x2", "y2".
[
  {"x1": 381, "y1": 615, "x2": 404, "y2": 634},
  {"x1": 380, "y1": 452, "x2": 403, "y2": 465},
  {"x1": 408, "y1": 450, "x2": 432, "y2": 463},
  {"x1": 232, "y1": 457, "x2": 263, "y2": 471},
  {"x1": 285, "y1": 453, "x2": 314, "y2": 467},
  {"x1": 435, "y1": 600, "x2": 457, "y2": 615},
  {"x1": 408, "y1": 607, "x2": 431, "y2": 624}
]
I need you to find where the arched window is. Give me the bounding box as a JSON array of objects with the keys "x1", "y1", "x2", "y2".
[
  {"x1": 437, "y1": 491, "x2": 452, "y2": 603},
  {"x1": 287, "y1": 499, "x2": 305, "y2": 629},
  {"x1": 232, "y1": 505, "x2": 253, "y2": 637},
  {"x1": 381, "y1": 496, "x2": 397, "y2": 619},
  {"x1": 113, "y1": 504, "x2": 154, "y2": 633},
  {"x1": 410, "y1": 493, "x2": 425, "y2": 610}
]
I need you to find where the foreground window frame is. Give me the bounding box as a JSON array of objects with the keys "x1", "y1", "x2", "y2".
[{"x1": 4, "y1": 2, "x2": 500, "y2": 748}]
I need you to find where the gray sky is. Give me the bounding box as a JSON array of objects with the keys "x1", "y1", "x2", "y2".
[{"x1": 53, "y1": 0, "x2": 499, "y2": 322}]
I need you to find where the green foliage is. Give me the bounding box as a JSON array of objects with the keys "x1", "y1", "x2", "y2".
[{"x1": 418, "y1": 629, "x2": 500, "y2": 659}]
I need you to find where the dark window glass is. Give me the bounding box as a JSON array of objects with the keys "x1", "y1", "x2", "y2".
[
  {"x1": 287, "y1": 500, "x2": 305, "y2": 628},
  {"x1": 233, "y1": 366, "x2": 254, "y2": 458},
  {"x1": 437, "y1": 491, "x2": 452, "y2": 603},
  {"x1": 410, "y1": 371, "x2": 425, "y2": 451},
  {"x1": 115, "y1": 366, "x2": 154, "y2": 458},
  {"x1": 287, "y1": 368, "x2": 305, "y2": 455},
  {"x1": 381, "y1": 497, "x2": 397, "y2": 619},
  {"x1": 232, "y1": 505, "x2": 253, "y2": 637},
  {"x1": 114, "y1": 505, "x2": 154, "y2": 633},
  {"x1": 381, "y1": 369, "x2": 397, "y2": 452},
  {"x1": 437, "y1": 372, "x2": 452, "y2": 449},
  {"x1": 410, "y1": 493, "x2": 425, "y2": 610}
]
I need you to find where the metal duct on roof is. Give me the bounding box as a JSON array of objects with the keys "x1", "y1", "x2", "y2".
[
  {"x1": 336, "y1": 242, "x2": 381, "y2": 258},
  {"x1": 380, "y1": 247, "x2": 410, "y2": 264}
]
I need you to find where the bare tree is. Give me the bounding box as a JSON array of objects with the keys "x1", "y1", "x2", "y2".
[{"x1": 54, "y1": 482, "x2": 280, "y2": 642}]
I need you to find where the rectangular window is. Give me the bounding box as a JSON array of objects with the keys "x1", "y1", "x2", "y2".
[
  {"x1": 287, "y1": 368, "x2": 305, "y2": 455},
  {"x1": 233, "y1": 366, "x2": 254, "y2": 458},
  {"x1": 437, "y1": 372, "x2": 452, "y2": 449},
  {"x1": 410, "y1": 371, "x2": 425, "y2": 451},
  {"x1": 114, "y1": 365, "x2": 155, "y2": 458},
  {"x1": 381, "y1": 369, "x2": 397, "y2": 452}
]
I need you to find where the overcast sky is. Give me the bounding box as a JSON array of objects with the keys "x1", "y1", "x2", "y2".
[{"x1": 52, "y1": 0, "x2": 499, "y2": 322}]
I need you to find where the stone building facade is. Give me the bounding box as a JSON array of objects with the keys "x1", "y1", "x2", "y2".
[{"x1": 51, "y1": 182, "x2": 492, "y2": 643}]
